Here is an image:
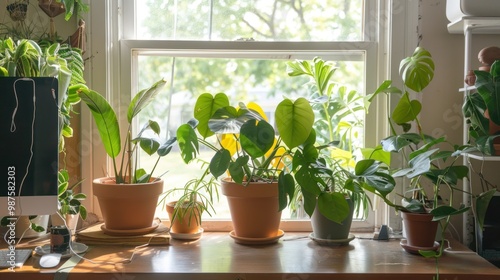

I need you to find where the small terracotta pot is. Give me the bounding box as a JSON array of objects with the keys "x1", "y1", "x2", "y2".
[
  {"x1": 221, "y1": 178, "x2": 282, "y2": 238},
  {"x1": 166, "y1": 201, "x2": 202, "y2": 234},
  {"x1": 401, "y1": 212, "x2": 438, "y2": 248},
  {"x1": 93, "y1": 177, "x2": 163, "y2": 230}
]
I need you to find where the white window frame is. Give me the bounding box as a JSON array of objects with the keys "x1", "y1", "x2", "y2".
[{"x1": 80, "y1": 0, "x2": 419, "y2": 232}]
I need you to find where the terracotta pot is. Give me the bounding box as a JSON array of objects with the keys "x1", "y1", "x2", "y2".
[
  {"x1": 484, "y1": 109, "x2": 500, "y2": 155},
  {"x1": 401, "y1": 212, "x2": 438, "y2": 248},
  {"x1": 311, "y1": 198, "x2": 354, "y2": 240},
  {"x1": 166, "y1": 201, "x2": 202, "y2": 234},
  {"x1": 92, "y1": 177, "x2": 163, "y2": 230},
  {"x1": 221, "y1": 178, "x2": 282, "y2": 238}
]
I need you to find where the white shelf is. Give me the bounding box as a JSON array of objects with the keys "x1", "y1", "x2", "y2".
[
  {"x1": 449, "y1": 15, "x2": 500, "y2": 249},
  {"x1": 465, "y1": 152, "x2": 500, "y2": 162},
  {"x1": 459, "y1": 86, "x2": 476, "y2": 92},
  {"x1": 448, "y1": 17, "x2": 500, "y2": 34}
]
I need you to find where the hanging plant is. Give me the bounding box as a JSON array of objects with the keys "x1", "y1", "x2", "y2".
[{"x1": 6, "y1": 0, "x2": 29, "y2": 22}]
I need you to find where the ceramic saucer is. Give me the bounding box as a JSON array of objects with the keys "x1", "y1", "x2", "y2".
[
  {"x1": 308, "y1": 233, "x2": 355, "y2": 246},
  {"x1": 101, "y1": 221, "x2": 159, "y2": 236},
  {"x1": 35, "y1": 242, "x2": 88, "y2": 259},
  {"x1": 229, "y1": 229, "x2": 284, "y2": 245},
  {"x1": 170, "y1": 228, "x2": 204, "y2": 240},
  {"x1": 400, "y1": 239, "x2": 440, "y2": 255}
]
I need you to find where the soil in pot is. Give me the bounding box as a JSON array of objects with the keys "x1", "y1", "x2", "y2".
[
  {"x1": 92, "y1": 177, "x2": 163, "y2": 232},
  {"x1": 221, "y1": 178, "x2": 282, "y2": 239},
  {"x1": 166, "y1": 201, "x2": 202, "y2": 235}
]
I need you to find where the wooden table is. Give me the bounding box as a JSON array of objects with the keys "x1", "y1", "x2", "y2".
[{"x1": 1, "y1": 231, "x2": 499, "y2": 280}]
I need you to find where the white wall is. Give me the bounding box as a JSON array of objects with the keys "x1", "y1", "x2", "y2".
[{"x1": 420, "y1": 0, "x2": 500, "y2": 244}]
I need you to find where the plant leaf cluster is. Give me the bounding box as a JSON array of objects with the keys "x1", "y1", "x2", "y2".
[
  {"x1": 177, "y1": 92, "x2": 315, "y2": 212},
  {"x1": 285, "y1": 57, "x2": 371, "y2": 224},
  {"x1": 77, "y1": 78, "x2": 177, "y2": 184},
  {"x1": 350, "y1": 47, "x2": 496, "y2": 261},
  {"x1": 463, "y1": 60, "x2": 500, "y2": 155},
  {"x1": 57, "y1": 169, "x2": 87, "y2": 219}
]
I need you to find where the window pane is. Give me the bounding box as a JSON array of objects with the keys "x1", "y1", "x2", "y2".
[
  {"x1": 135, "y1": 54, "x2": 365, "y2": 220},
  {"x1": 136, "y1": 0, "x2": 364, "y2": 41}
]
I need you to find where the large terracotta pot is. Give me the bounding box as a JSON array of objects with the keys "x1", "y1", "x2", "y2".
[
  {"x1": 311, "y1": 198, "x2": 354, "y2": 240},
  {"x1": 92, "y1": 177, "x2": 163, "y2": 230},
  {"x1": 221, "y1": 178, "x2": 282, "y2": 238},
  {"x1": 401, "y1": 212, "x2": 438, "y2": 248},
  {"x1": 166, "y1": 200, "x2": 202, "y2": 234}
]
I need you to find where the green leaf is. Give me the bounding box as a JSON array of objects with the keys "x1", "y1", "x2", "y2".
[
  {"x1": 431, "y1": 205, "x2": 469, "y2": 221},
  {"x1": 419, "y1": 250, "x2": 438, "y2": 258},
  {"x1": 135, "y1": 169, "x2": 149, "y2": 183},
  {"x1": 208, "y1": 105, "x2": 264, "y2": 134},
  {"x1": 278, "y1": 172, "x2": 295, "y2": 211},
  {"x1": 295, "y1": 166, "x2": 321, "y2": 196},
  {"x1": 157, "y1": 137, "x2": 177, "y2": 157},
  {"x1": 475, "y1": 61, "x2": 500, "y2": 125},
  {"x1": 392, "y1": 92, "x2": 422, "y2": 124},
  {"x1": 354, "y1": 160, "x2": 395, "y2": 197},
  {"x1": 194, "y1": 93, "x2": 230, "y2": 138},
  {"x1": 31, "y1": 225, "x2": 45, "y2": 233},
  {"x1": 177, "y1": 123, "x2": 199, "y2": 164},
  {"x1": 475, "y1": 189, "x2": 497, "y2": 231},
  {"x1": 1, "y1": 216, "x2": 9, "y2": 227},
  {"x1": 301, "y1": 188, "x2": 317, "y2": 217},
  {"x1": 366, "y1": 80, "x2": 402, "y2": 102},
  {"x1": 381, "y1": 133, "x2": 422, "y2": 152},
  {"x1": 127, "y1": 79, "x2": 167, "y2": 123},
  {"x1": 79, "y1": 205, "x2": 88, "y2": 220},
  {"x1": 393, "y1": 149, "x2": 437, "y2": 178},
  {"x1": 228, "y1": 156, "x2": 248, "y2": 184},
  {"x1": 209, "y1": 148, "x2": 231, "y2": 178},
  {"x1": 399, "y1": 47, "x2": 435, "y2": 92},
  {"x1": 73, "y1": 193, "x2": 87, "y2": 200},
  {"x1": 139, "y1": 138, "x2": 160, "y2": 156},
  {"x1": 361, "y1": 146, "x2": 391, "y2": 166},
  {"x1": 58, "y1": 181, "x2": 69, "y2": 197},
  {"x1": 318, "y1": 192, "x2": 349, "y2": 224},
  {"x1": 275, "y1": 97, "x2": 314, "y2": 149},
  {"x1": 0, "y1": 66, "x2": 8, "y2": 76},
  {"x1": 240, "y1": 119, "x2": 275, "y2": 158},
  {"x1": 78, "y1": 87, "x2": 121, "y2": 158}
]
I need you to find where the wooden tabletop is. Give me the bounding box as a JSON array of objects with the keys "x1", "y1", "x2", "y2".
[{"x1": 1, "y1": 231, "x2": 499, "y2": 280}]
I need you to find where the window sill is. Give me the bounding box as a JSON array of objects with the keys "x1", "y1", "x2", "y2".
[{"x1": 2, "y1": 230, "x2": 499, "y2": 279}]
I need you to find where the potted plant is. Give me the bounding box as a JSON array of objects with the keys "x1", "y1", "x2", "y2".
[
  {"x1": 349, "y1": 47, "x2": 496, "y2": 260},
  {"x1": 50, "y1": 169, "x2": 87, "y2": 235},
  {"x1": 76, "y1": 78, "x2": 178, "y2": 234},
  {"x1": 6, "y1": 0, "x2": 28, "y2": 22},
  {"x1": 176, "y1": 93, "x2": 315, "y2": 242},
  {"x1": 463, "y1": 59, "x2": 500, "y2": 156},
  {"x1": 158, "y1": 162, "x2": 218, "y2": 240},
  {"x1": 286, "y1": 57, "x2": 369, "y2": 243}
]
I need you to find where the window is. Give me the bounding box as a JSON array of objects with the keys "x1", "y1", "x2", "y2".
[{"x1": 83, "y1": 0, "x2": 396, "y2": 231}]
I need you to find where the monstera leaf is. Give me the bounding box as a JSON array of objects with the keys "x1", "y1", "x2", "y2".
[{"x1": 400, "y1": 47, "x2": 435, "y2": 92}]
